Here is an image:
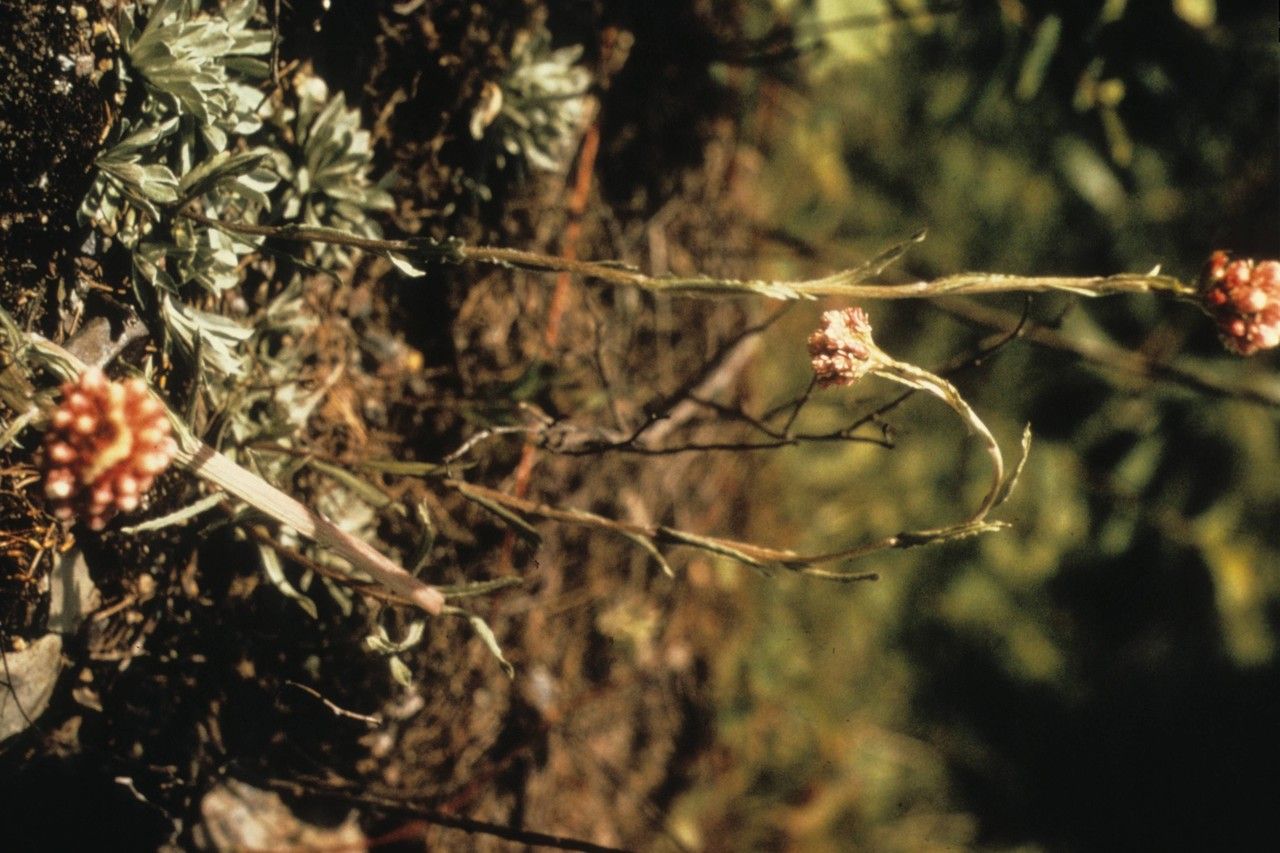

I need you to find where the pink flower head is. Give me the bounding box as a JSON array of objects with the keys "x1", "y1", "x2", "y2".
[
  {"x1": 809, "y1": 307, "x2": 878, "y2": 387},
  {"x1": 1200, "y1": 251, "x2": 1280, "y2": 356},
  {"x1": 42, "y1": 367, "x2": 177, "y2": 530}
]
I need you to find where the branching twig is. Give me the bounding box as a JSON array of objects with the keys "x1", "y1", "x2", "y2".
[
  {"x1": 446, "y1": 477, "x2": 1005, "y2": 582},
  {"x1": 268, "y1": 775, "x2": 631, "y2": 853},
  {"x1": 937, "y1": 299, "x2": 1280, "y2": 408}
]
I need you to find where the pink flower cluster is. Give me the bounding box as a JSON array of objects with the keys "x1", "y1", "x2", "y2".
[
  {"x1": 43, "y1": 367, "x2": 177, "y2": 530},
  {"x1": 808, "y1": 307, "x2": 877, "y2": 387},
  {"x1": 1201, "y1": 251, "x2": 1280, "y2": 356}
]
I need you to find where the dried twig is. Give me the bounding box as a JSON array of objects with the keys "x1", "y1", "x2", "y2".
[
  {"x1": 937, "y1": 299, "x2": 1280, "y2": 408},
  {"x1": 283, "y1": 680, "x2": 382, "y2": 726}
]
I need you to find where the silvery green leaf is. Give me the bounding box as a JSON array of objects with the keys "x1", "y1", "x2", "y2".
[
  {"x1": 232, "y1": 169, "x2": 280, "y2": 209},
  {"x1": 319, "y1": 576, "x2": 355, "y2": 616},
  {"x1": 332, "y1": 199, "x2": 370, "y2": 223},
  {"x1": 127, "y1": 0, "x2": 266, "y2": 134},
  {"x1": 481, "y1": 27, "x2": 590, "y2": 173},
  {"x1": 388, "y1": 655, "x2": 414, "y2": 688},
  {"x1": 386, "y1": 252, "x2": 427, "y2": 277},
  {"x1": 443, "y1": 606, "x2": 515, "y2": 678},
  {"x1": 132, "y1": 241, "x2": 180, "y2": 292},
  {"x1": 97, "y1": 160, "x2": 180, "y2": 203},
  {"x1": 201, "y1": 122, "x2": 228, "y2": 153},
  {"x1": 320, "y1": 183, "x2": 389, "y2": 209},
  {"x1": 229, "y1": 184, "x2": 271, "y2": 211},
  {"x1": 257, "y1": 542, "x2": 319, "y2": 618},
  {"x1": 315, "y1": 156, "x2": 366, "y2": 183},
  {"x1": 118, "y1": 2, "x2": 138, "y2": 46},
  {"x1": 224, "y1": 0, "x2": 258, "y2": 30},
  {"x1": 179, "y1": 149, "x2": 269, "y2": 199},
  {"x1": 154, "y1": 0, "x2": 195, "y2": 25},
  {"x1": 229, "y1": 32, "x2": 272, "y2": 58},
  {"x1": 228, "y1": 81, "x2": 268, "y2": 117},
  {"x1": 99, "y1": 116, "x2": 180, "y2": 159},
  {"x1": 304, "y1": 92, "x2": 347, "y2": 150},
  {"x1": 159, "y1": 293, "x2": 252, "y2": 376},
  {"x1": 363, "y1": 621, "x2": 426, "y2": 655}
]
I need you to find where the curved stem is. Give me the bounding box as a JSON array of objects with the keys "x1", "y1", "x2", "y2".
[{"x1": 873, "y1": 359, "x2": 1004, "y2": 522}]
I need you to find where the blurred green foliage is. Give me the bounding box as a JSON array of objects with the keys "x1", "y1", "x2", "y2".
[{"x1": 678, "y1": 0, "x2": 1279, "y2": 849}]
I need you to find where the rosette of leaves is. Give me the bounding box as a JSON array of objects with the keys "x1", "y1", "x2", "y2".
[
  {"x1": 80, "y1": 0, "x2": 275, "y2": 289},
  {"x1": 77, "y1": 1, "x2": 275, "y2": 387},
  {"x1": 80, "y1": 0, "x2": 271, "y2": 240},
  {"x1": 130, "y1": 147, "x2": 279, "y2": 382},
  {"x1": 470, "y1": 26, "x2": 592, "y2": 173},
  {"x1": 121, "y1": 0, "x2": 271, "y2": 152},
  {"x1": 80, "y1": 117, "x2": 181, "y2": 248},
  {"x1": 270, "y1": 75, "x2": 395, "y2": 269}
]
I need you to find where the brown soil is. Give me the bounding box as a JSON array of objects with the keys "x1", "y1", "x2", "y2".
[{"x1": 1, "y1": 1, "x2": 767, "y2": 849}]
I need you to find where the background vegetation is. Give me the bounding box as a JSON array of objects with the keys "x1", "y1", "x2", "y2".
[{"x1": 676, "y1": 1, "x2": 1279, "y2": 849}]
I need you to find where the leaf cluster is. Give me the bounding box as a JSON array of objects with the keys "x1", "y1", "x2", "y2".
[
  {"x1": 470, "y1": 25, "x2": 592, "y2": 173},
  {"x1": 79, "y1": 0, "x2": 391, "y2": 387}
]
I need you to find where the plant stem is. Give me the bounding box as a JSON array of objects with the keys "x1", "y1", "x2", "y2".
[
  {"x1": 873, "y1": 359, "x2": 1005, "y2": 521},
  {"x1": 16, "y1": 330, "x2": 445, "y2": 616},
  {"x1": 181, "y1": 209, "x2": 1199, "y2": 302},
  {"x1": 182, "y1": 444, "x2": 444, "y2": 614}
]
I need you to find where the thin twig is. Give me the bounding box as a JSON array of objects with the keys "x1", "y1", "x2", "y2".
[
  {"x1": 283, "y1": 680, "x2": 383, "y2": 726},
  {"x1": 936, "y1": 299, "x2": 1280, "y2": 408},
  {"x1": 268, "y1": 776, "x2": 632, "y2": 853},
  {"x1": 873, "y1": 358, "x2": 1004, "y2": 521},
  {"x1": 445, "y1": 478, "x2": 995, "y2": 579}
]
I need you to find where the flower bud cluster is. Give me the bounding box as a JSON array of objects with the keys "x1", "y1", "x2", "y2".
[
  {"x1": 1201, "y1": 251, "x2": 1280, "y2": 356},
  {"x1": 42, "y1": 367, "x2": 177, "y2": 530},
  {"x1": 808, "y1": 307, "x2": 878, "y2": 387}
]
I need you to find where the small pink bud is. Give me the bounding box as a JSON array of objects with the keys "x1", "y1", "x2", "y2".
[
  {"x1": 1227, "y1": 263, "x2": 1251, "y2": 287},
  {"x1": 45, "y1": 474, "x2": 74, "y2": 500},
  {"x1": 809, "y1": 307, "x2": 879, "y2": 387},
  {"x1": 139, "y1": 451, "x2": 170, "y2": 475},
  {"x1": 136, "y1": 427, "x2": 163, "y2": 447},
  {"x1": 80, "y1": 366, "x2": 106, "y2": 390},
  {"x1": 117, "y1": 475, "x2": 138, "y2": 497},
  {"x1": 49, "y1": 442, "x2": 76, "y2": 463},
  {"x1": 1254, "y1": 261, "x2": 1280, "y2": 289},
  {"x1": 1200, "y1": 252, "x2": 1280, "y2": 356},
  {"x1": 41, "y1": 369, "x2": 177, "y2": 529}
]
